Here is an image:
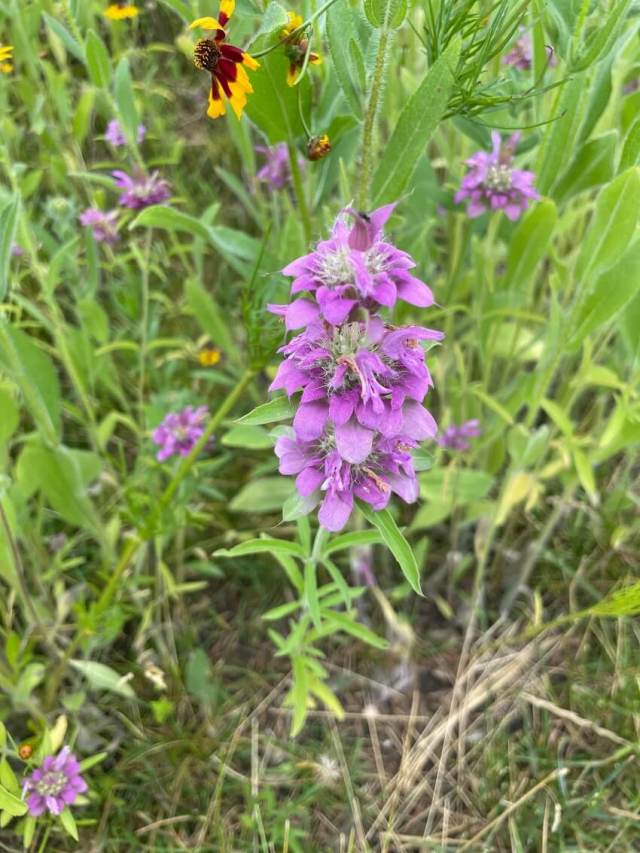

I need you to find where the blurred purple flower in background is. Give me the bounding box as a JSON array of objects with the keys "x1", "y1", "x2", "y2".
[
  {"x1": 269, "y1": 203, "x2": 442, "y2": 532},
  {"x1": 152, "y1": 405, "x2": 209, "y2": 462},
  {"x1": 438, "y1": 419, "x2": 481, "y2": 452},
  {"x1": 105, "y1": 119, "x2": 146, "y2": 147},
  {"x1": 22, "y1": 747, "x2": 87, "y2": 817},
  {"x1": 10, "y1": 243, "x2": 24, "y2": 257},
  {"x1": 504, "y1": 28, "x2": 557, "y2": 71},
  {"x1": 256, "y1": 143, "x2": 303, "y2": 191},
  {"x1": 455, "y1": 132, "x2": 539, "y2": 221},
  {"x1": 79, "y1": 208, "x2": 120, "y2": 244},
  {"x1": 113, "y1": 170, "x2": 171, "y2": 210}
]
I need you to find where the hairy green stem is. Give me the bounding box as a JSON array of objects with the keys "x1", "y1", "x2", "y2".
[
  {"x1": 356, "y1": 29, "x2": 390, "y2": 210},
  {"x1": 288, "y1": 143, "x2": 312, "y2": 244}
]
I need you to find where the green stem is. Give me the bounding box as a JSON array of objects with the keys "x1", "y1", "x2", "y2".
[
  {"x1": 356, "y1": 29, "x2": 390, "y2": 210},
  {"x1": 288, "y1": 143, "x2": 312, "y2": 244}
]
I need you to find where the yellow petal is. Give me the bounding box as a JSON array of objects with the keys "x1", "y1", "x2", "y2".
[
  {"x1": 287, "y1": 12, "x2": 303, "y2": 29},
  {"x1": 220, "y1": 0, "x2": 235, "y2": 20},
  {"x1": 311, "y1": 52, "x2": 322, "y2": 65},
  {"x1": 228, "y1": 85, "x2": 247, "y2": 119},
  {"x1": 234, "y1": 63, "x2": 254, "y2": 93},
  {"x1": 190, "y1": 16, "x2": 222, "y2": 30},
  {"x1": 241, "y1": 52, "x2": 259, "y2": 70},
  {"x1": 105, "y1": 4, "x2": 138, "y2": 19},
  {"x1": 207, "y1": 91, "x2": 226, "y2": 118}
]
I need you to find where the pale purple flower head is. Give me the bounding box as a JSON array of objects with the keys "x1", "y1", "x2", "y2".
[
  {"x1": 152, "y1": 405, "x2": 209, "y2": 462},
  {"x1": 276, "y1": 430, "x2": 420, "y2": 532},
  {"x1": 113, "y1": 170, "x2": 171, "y2": 210},
  {"x1": 438, "y1": 419, "x2": 481, "y2": 451},
  {"x1": 10, "y1": 243, "x2": 24, "y2": 257},
  {"x1": 268, "y1": 203, "x2": 434, "y2": 329},
  {"x1": 22, "y1": 747, "x2": 87, "y2": 817},
  {"x1": 79, "y1": 208, "x2": 119, "y2": 244},
  {"x1": 105, "y1": 119, "x2": 146, "y2": 147},
  {"x1": 256, "y1": 143, "x2": 303, "y2": 191},
  {"x1": 454, "y1": 132, "x2": 539, "y2": 221}
]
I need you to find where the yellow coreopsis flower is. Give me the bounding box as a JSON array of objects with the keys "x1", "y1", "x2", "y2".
[
  {"x1": 282, "y1": 11, "x2": 322, "y2": 86},
  {"x1": 0, "y1": 44, "x2": 14, "y2": 74},
  {"x1": 190, "y1": 0, "x2": 259, "y2": 120},
  {"x1": 104, "y1": 3, "x2": 139, "y2": 20}
]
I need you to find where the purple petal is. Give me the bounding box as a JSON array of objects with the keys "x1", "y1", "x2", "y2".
[
  {"x1": 318, "y1": 490, "x2": 353, "y2": 532},
  {"x1": 334, "y1": 419, "x2": 374, "y2": 464},
  {"x1": 293, "y1": 401, "x2": 329, "y2": 441}
]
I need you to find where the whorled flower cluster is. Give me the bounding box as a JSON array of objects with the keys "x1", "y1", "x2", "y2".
[
  {"x1": 269, "y1": 203, "x2": 442, "y2": 532},
  {"x1": 22, "y1": 747, "x2": 87, "y2": 817}
]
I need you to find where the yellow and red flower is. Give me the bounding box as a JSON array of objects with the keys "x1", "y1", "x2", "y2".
[
  {"x1": 190, "y1": 0, "x2": 259, "y2": 120},
  {"x1": 0, "y1": 44, "x2": 14, "y2": 74},
  {"x1": 282, "y1": 11, "x2": 321, "y2": 87},
  {"x1": 104, "y1": 2, "x2": 139, "y2": 19},
  {"x1": 198, "y1": 345, "x2": 222, "y2": 367}
]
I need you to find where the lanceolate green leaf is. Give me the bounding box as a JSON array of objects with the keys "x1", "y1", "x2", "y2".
[
  {"x1": 575, "y1": 167, "x2": 640, "y2": 282},
  {"x1": 236, "y1": 396, "x2": 295, "y2": 426},
  {"x1": 359, "y1": 504, "x2": 421, "y2": 595},
  {"x1": 503, "y1": 199, "x2": 557, "y2": 290},
  {"x1": 214, "y1": 538, "x2": 306, "y2": 559},
  {"x1": 371, "y1": 37, "x2": 460, "y2": 204},
  {"x1": 570, "y1": 239, "x2": 640, "y2": 349},
  {"x1": 85, "y1": 30, "x2": 112, "y2": 88}
]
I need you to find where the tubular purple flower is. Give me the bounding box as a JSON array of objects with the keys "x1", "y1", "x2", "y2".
[
  {"x1": 105, "y1": 119, "x2": 146, "y2": 146},
  {"x1": 454, "y1": 132, "x2": 539, "y2": 221},
  {"x1": 113, "y1": 170, "x2": 171, "y2": 210},
  {"x1": 79, "y1": 208, "x2": 120, "y2": 244},
  {"x1": 22, "y1": 746, "x2": 87, "y2": 817},
  {"x1": 268, "y1": 202, "x2": 434, "y2": 327},
  {"x1": 152, "y1": 405, "x2": 209, "y2": 462},
  {"x1": 438, "y1": 419, "x2": 481, "y2": 451}
]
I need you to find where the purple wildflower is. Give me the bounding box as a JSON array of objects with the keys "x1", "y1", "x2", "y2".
[
  {"x1": 268, "y1": 203, "x2": 434, "y2": 329},
  {"x1": 256, "y1": 143, "x2": 303, "y2": 191},
  {"x1": 22, "y1": 747, "x2": 87, "y2": 817},
  {"x1": 454, "y1": 132, "x2": 539, "y2": 221},
  {"x1": 152, "y1": 405, "x2": 209, "y2": 462},
  {"x1": 504, "y1": 28, "x2": 557, "y2": 71},
  {"x1": 276, "y1": 430, "x2": 420, "y2": 532},
  {"x1": 10, "y1": 243, "x2": 24, "y2": 257},
  {"x1": 113, "y1": 170, "x2": 171, "y2": 210},
  {"x1": 79, "y1": 208, "x2": 120, "y2": 244},
  {"x1": 438, "y1": 419, "x2": 481, "y2": 452},
  {"x1": 104, "y1": 119, "x2": 146, "y2": 147},
  {"x1": 269, "y1": 201, "x2": 441, "y2": 532}
]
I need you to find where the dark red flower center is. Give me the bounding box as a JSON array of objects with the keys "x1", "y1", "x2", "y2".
[{"x1": 194, "y1": 39, "x2": 221, "y2": 73}]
